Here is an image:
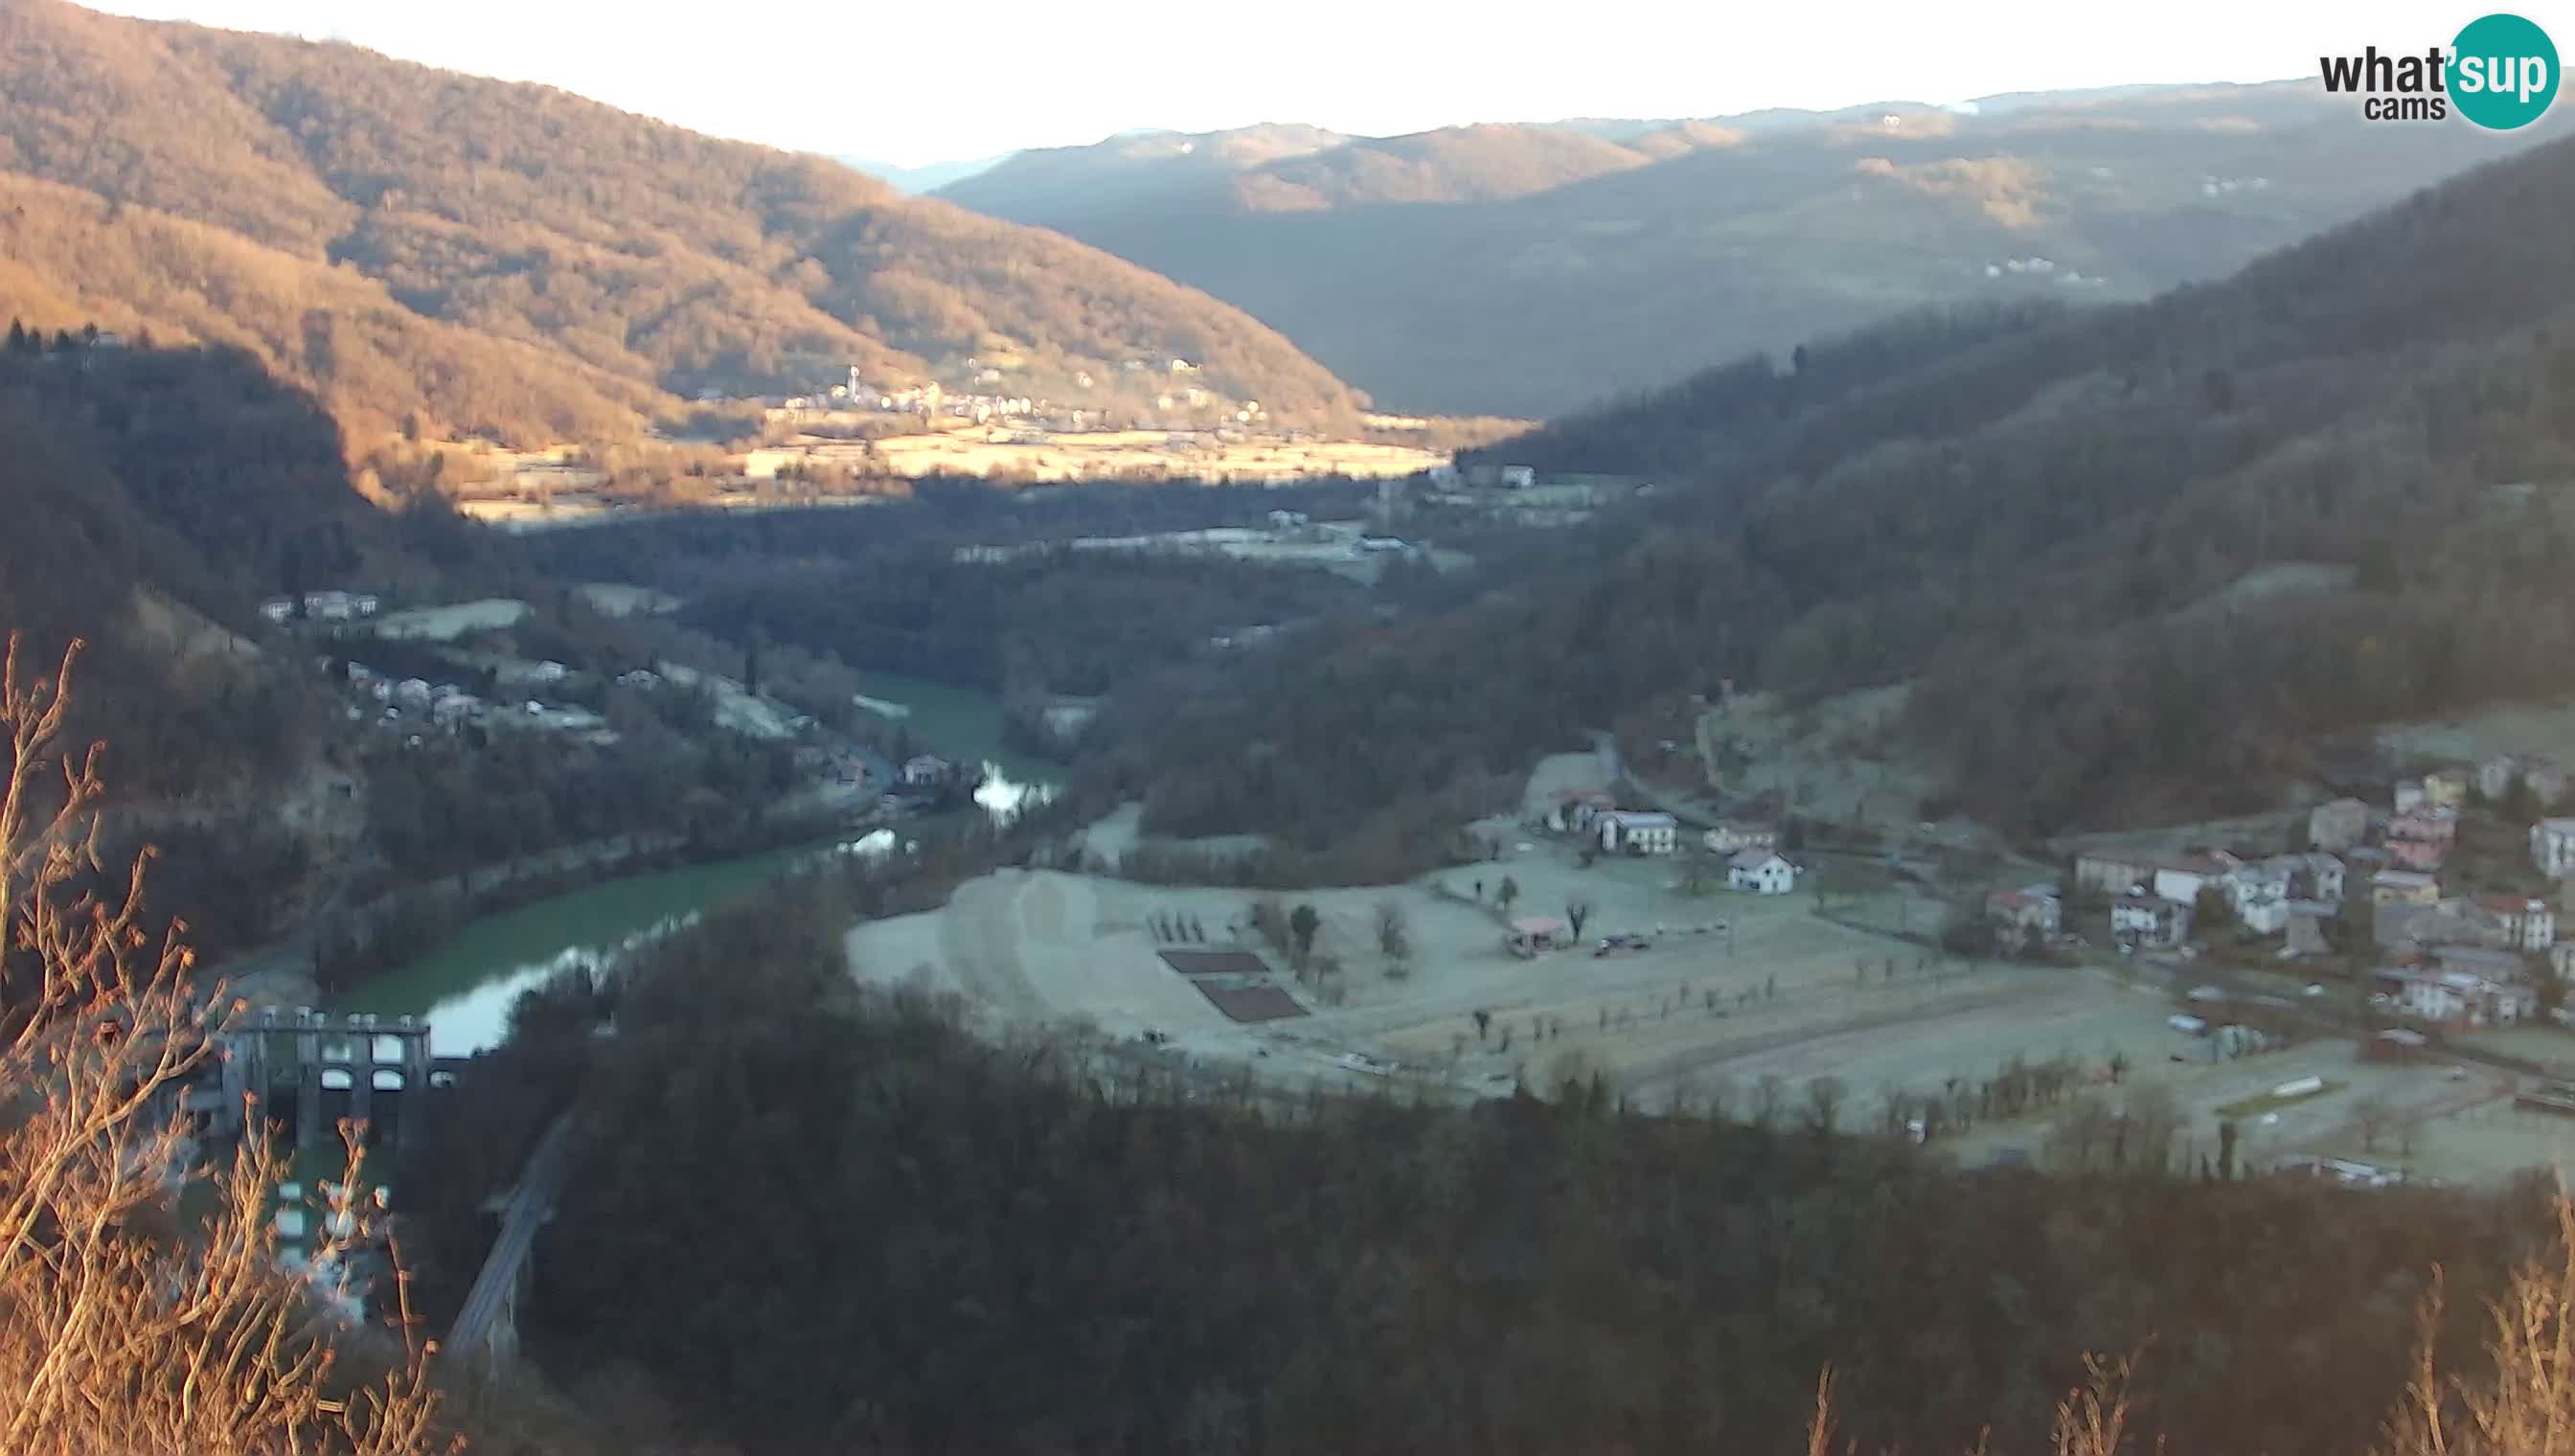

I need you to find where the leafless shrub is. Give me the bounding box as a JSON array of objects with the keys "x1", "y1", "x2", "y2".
[{"x1": 0, "y1": 634, "x2": 449, "y2": 1453}]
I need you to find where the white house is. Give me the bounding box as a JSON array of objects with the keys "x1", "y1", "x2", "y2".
[
  {"x1": 901, "y1": 754, "x2": 952, "y2": 787},
  {"x1": 2153, "y1": 852, "x2": 2242, "y2": 907},
  {"x1": 2533, "y1": 819, "x2": 2575, "y2": 878},
  {"x1": 2395, "y1": 779, "x2": 2427, "y2": 814},
  {"x1": 2263, "y1": 852, "x2": 2346, "y2": 904},
  {"x1": 259, "y1": 598, "x2": 295, "y2": 625},
  {"x1": 2223, "y1": 862, "x2": 2291, "y2": 936},
  {"x1": 2477, "y1": 896, "x2": 2558, "y2": 952},
  {"x1": 1543, "y1": 788, "x2": 1615, "y2": 833},
  {"x1": 1729, "y1": 850, "x2": 1798, "y2": 895},
  {"x1": 1599, "y1": 810, "x2": 1679, "y2": 855},
  {"x1": 2110, "y1": 894, "x2": 2190, "y2": 950},
  {"x1": 2395, "y1": 969, "x2": 2536, "y2": 1029},
  {"x1": 1499, "y1": 465, "x2": 1537, "y2": 489},
  {"x1": 2482, "y1": 754, "x2": 2524, "y2": 802}
]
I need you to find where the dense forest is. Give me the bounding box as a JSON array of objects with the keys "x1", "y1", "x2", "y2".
[
  {"x1": 0, "y1": 0, "x2": 1366, "y2": 445},
  {"x1": 515, "y1": 479, "x2": 1396, "y2": 716},
  {"x1": 938, "y1": 85, "x2": 2528, "y2": 416},
  {"x1": 1105, "y1": 130, "x2": 2575, "y2": 871},
  {"x1": 407, "y1": 879, "x2": 2553, "y2": 1456}
]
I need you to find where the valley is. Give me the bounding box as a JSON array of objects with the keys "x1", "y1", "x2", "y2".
[{"x1": 13, "y1": 6, "x2": 2575, "y2": 1454}]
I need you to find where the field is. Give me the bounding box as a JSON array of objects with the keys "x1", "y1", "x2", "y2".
[
  {"x1": 366, "y1": 598, "x2": 530, "y2": 642},
  {"x1": 862, "y1": 426, "x2": 1442, "y2": 484},
  {"x1": 839, "y1": 751, "x2": 2575, "y2": 1186}
]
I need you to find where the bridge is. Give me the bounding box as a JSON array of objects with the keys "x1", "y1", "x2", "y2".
[{"x1": 443, "y1": 1113, "x2": 576, "y2": 1373}]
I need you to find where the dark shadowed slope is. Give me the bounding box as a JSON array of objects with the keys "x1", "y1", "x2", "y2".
[{"x1": 940, "y1": 84, "x2": 2541, "y2": 416}]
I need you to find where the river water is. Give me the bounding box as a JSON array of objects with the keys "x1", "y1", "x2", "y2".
[{"x1": 332, "y1": 671, "x2": 1059, "y2": 1054}]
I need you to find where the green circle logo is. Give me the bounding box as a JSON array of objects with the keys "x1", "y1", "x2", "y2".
[{"x1": 2450, "y1": 12, "x2": 2559, "y2": 129}]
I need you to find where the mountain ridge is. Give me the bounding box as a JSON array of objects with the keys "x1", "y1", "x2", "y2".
[
  {"x1": 934, "y1": 83, "x2": 2541, "y2": 416},
  {"x1": 0, "y1": 0, "x2": 1369, "y2": 444}
]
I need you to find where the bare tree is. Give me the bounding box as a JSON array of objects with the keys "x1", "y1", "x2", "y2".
[
  {"x1": 1566, "y1": 899, "x2": 1593, "y2": 940},
  {"x1": 1804, "y1": 1077, "x2": 1847, "y2": 1138},
  {"x1": 1754, "y1": 1072, "x2": 1787, "y2": 1129},
  {"x1": 1375, "y1": 899, "x2": 1410, "y2": 966},
  {"x1": 0, "y1": 636, "x2": 445, "y2": 1453}
]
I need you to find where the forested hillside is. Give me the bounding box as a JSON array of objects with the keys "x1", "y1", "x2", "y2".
[
  {"x1": 0, "y1": 1, "x2": 1366, "y2": 444},
  {"x1": 0, "y1": 337, "x2": 446, "y2": 796},
  {"x1": 409, "y1": 880, "x2": 2549, "y2": 1456},
  {"x1": 938, "y1": 86, "x2": 2535, "y2": 416},
  {"x1": 1101, "y1": 132, "x2": 2575, "y2": 869}
]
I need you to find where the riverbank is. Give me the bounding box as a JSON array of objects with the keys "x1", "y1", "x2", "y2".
[
  {"x1": 207, "y1": 670, "x2": 1065, "y2": 1057},
  {"x1": 334, "y1": 830, "x2": 890, "y2": 1054}
]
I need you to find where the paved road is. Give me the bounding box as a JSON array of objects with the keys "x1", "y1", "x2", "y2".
[{"x1": 445, "y1": 1113, "x2": 574, "y2": 1355}]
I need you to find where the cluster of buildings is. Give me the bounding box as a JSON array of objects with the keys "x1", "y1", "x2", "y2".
[
  {"x1": 749, "y1": 358, "x2": 1266, "y2": 433},
  {"x1": 341, "y1": 663, "x2": 485, "y2": 734},
  {"x1": 1537, "y1": 792, "x2": 1802, "y2": 895},
  {"x1": 261, "y1": 589, "x2": 381, "y2": 626},
  {"x1": 2036, "y1": 754, "x2": 2575, "y2": 1031},
  {"x1": 336, "y1": 660, "x2": 605, "y2": 744}
]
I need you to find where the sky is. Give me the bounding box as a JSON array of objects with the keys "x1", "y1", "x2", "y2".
[{"x1": 89, "y1": 0, "x2": 2512, "y2": 167}]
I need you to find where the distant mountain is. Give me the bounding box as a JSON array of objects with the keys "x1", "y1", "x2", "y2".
[
  {"x1": 0, "y1": 1, "x2": 1368, "y2": 445},
  {"x1": 833, "y1": 153, "x2": 1011, "y2": 194},
  {"x1": 939, "y1": 124, "x2": 1352, "y2": 225},
  {"x1": 936, "y1": 84, "x2": 2538, "y2": 417}
]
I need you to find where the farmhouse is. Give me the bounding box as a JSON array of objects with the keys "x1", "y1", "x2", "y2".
[
  {"x1": 2263, "y1": 852, "x2": 2346, "y2": 904},
  {"x1": 2110, "y1": 894, "x2": 2190, "y2": 951},
  {"x1": 2384, "y1": 967, "x2": 2536, "y2": 1029},
  {"x1": 2153, "y1": 852, "x2": 2242, "y2": 907},
  {"x1": 2478, "y1": 895, "x2": 2557, "y2": 953},
  {"x1": 1542, "y1": 787, "x2": 1616, "y2": 832},
  {"x1": 1729, "y1": 850, "x2": 1798, "y2": 895},
  {"x1": 2308, "y1": 797, "x2": 2370, "y2": 852},
  {"x1": 900, "y1": 754, "x2": 953, "y2": 787},
  {"x1": 2222, "y1": 861, "x2": 2291, "y2": 936},
  {"x1": 1598, "y1": 810, "x2": 1679, "y2": 855},
  {"x1": 1984, "y1": 888, "x2": 2062, "y2": 948},
  {"x1": 2073, "y1": 850, "x2": 2156, "y2": 897}
]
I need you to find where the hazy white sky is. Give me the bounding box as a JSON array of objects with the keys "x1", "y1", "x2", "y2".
[{"x1": 91, "y1": 0, "x2": 2513, "y2": 165}]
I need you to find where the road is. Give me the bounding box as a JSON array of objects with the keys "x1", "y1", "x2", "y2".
[{"x1": 445, "y1": 1113, "x2": 575, "y2": 1355}]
